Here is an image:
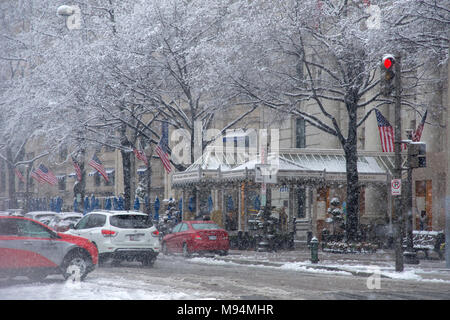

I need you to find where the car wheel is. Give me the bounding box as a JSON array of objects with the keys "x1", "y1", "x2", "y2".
[
  {"x1": 219, "y1": 250, "x2": 228, "y2": 256},
  {"x1": 111, "y1": 259, "x2": 122, "y2": 267},
  {"x1": 182, "y1": 243, "x2": 191, "y2": 258},
  {"x1": 27, "y1": 270, "x2": 48, "y2": 282},
  {"x1": 142, "y1": 255, "x2": 155, "y2": 267},
  {"x1": 98, "y1": 255, "x2": 108, "y2": 267},
  {"x1": 62, "y1": 250, "x2": 90, "y2": 281}
]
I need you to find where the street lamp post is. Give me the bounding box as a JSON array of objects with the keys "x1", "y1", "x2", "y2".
[{"x1": 393, "y1": 54, "x2": 404, "y2": 272}]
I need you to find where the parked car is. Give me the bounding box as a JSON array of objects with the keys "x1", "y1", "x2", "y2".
[
  {"x1": 0, "y1": 216, "x2": 98, "y2": 281},
  {"x1": 0, "y1": 209, "x2": 24, "y2": 217},
  {"x1": 24, "y1": 211, "x2": 58, "y2": 225},
  {"x1": 7, "y1": 209, "x2": 24, "y2": 216},
  {"x1": 65, "y1": 210, "x2": 160, "y2": 267},
  {"x1": 48, "y1": 212, "x2": 84, "y2": 232},
  {"x1": 161, "y1": 220, "x2": 229, "y2": 257}
]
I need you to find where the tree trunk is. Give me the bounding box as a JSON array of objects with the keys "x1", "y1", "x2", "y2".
[
  {"x1": 145, "y1": 148, "x2": 153, "y2": 216},
  {"x1": 121, "y1": 149, "x2": 132, "y2": 210},
  {"x1": 6, "y1": 148, "x2": 17, "y2": 209},
  {"x1": 343, "y1": 104, "x2": 360, "y2": 242},
  {"x1": 73, "y1": 147, "x2": 86, "y2": 213},
  {"x1": 24, "y1": 165, "x2": 31, "y2": 213},
  {"x1": 73, "y1": 161, "x2": 86, "y2": 213}
]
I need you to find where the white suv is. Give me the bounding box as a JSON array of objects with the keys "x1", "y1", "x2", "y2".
[{"x1": 66, "y1": 210, "x2": 160, "y2": 266}]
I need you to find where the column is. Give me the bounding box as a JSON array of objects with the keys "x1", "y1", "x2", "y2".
[
  {"x1": 288, "y1": 183, "x2": 295, "y2": 230},
  {"x1": 182, "y1": 188, "x2": 187, "y2": 221},
  {"x1": 312, "y1": 188, "x2": 318, "y2": 238},
  {"x1": 221, "y1": 187, "x2": 226, "y2": 229}
]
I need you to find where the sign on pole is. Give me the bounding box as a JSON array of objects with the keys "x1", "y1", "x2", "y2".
[
  {"x1": 391, "y1": 179, "x2": 402, "y2": 196},
  {"x1": 255, "y1": 164, "x2": 277, "y2": 184}
]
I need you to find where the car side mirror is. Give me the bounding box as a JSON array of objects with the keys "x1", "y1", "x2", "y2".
[{"x1": 50, "y1": 230, "x2": 61, "y2": 239}]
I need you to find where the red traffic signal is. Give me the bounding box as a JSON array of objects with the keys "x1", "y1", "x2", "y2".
[
  {"x1": 380, "y1": 54, "x2": 396, "y2": 96},
  {"x1": 382, "y1": 55, "x2": 395, "y2": 69},
  {"x1": 383, "y1": 58, "x2": 392, "y2": 69}
]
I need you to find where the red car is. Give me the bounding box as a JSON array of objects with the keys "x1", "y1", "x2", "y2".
[
  {"x1": 161, "y1": 220, "x2": 229, "y2": 257},
  {"x1": 0, "y1": 216, "x2": 98, "y2": 281}
]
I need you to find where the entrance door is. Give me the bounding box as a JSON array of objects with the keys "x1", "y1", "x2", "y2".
[{"x1": 415, "y1": 180, "x2": 432, "y2": 230}]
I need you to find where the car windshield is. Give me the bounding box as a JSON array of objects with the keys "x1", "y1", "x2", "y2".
[
  {"x1": 191, "y1": 223, "x2": 220, "y2": 230},
  {"x1": 109, "y1": 215, "x2": 152, "y2": 229}
]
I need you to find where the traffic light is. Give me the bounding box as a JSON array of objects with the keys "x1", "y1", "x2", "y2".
[
  {"x1": 408, "y1": 142, "x2": 426, "y2": 168},
  {"x1": 381, "y1": 54, "x2": 396, "y2": 96}
]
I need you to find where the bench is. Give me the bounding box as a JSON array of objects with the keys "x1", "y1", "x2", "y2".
[{"x1": 403, "y1": 231, "x2": 445, "y2": 260}]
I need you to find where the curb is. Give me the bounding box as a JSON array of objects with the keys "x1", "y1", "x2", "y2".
[
  {"x1": 215, "y1": 256, "x2": 386, "y2": 278},
  {"x1": 215, "y1": 255, "x2": 450, "y2": 280}
]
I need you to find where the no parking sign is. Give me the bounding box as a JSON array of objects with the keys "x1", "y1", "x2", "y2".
[{"x1": 391, "y1": 179, "x2": 402, "y2": 196}]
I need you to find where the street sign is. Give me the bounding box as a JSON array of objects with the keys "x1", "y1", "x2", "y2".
[
  {"x1": 255, "y1": 164, "x2": 277, "y2": 184},
  {"x1": 391, "y1": 179, "x2": 402, "y2": 196}
]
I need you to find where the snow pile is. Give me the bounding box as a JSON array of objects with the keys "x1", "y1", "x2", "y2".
[
  {"x1": 279, "y1": 262, "x2": 353, "y2": 276},
  {"x1": 0, "y1": 275, "x2": 222, "y2": 300},
  {"x1": 191, "y1": 256, "x2": 450, "y2": 284}
]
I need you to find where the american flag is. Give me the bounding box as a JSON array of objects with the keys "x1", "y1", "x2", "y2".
[
  {"x1": 375, "y1": 110, "x2": 406, "y2": 152},
  {"x1": 72, "y1": 157, "x2": 82, "y2": 181},
  {"x1": 155, "y1": 122, "x2": 172, "y2": 174},
  {"x1": 412, "y1": 110, "x2": 428, "y2": 142},
  {"x1": 14, "y1": 168, "x2": 25, "y2": 183},
  {"x1": 31, "y1": 168, "x2": 45, "y2": 184},
  {"x1": 88, "y1": 154, "x2": 109, "y2": 182},
  {"x1": 133, "y1": 148, "x2": 148, "y2": 166},
  {"x1": 36, "y1": 164, "x2": 57, "y2": 185}
]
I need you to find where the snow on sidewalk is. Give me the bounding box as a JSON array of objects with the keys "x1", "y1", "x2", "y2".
[{"x1": 196, "y1": 252, "x2": 450, "y2": 284}]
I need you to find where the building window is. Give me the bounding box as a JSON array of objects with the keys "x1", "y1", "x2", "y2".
[
  {"x1": 58, "y1": 176, "x2": 66, "y2": 191},
  {"x1": 104, "y1": 170, "x2": 115, "y2": 186},
  {"x1": 296, "y1": 118, "x2": 306, "y2": 148},
  {"x1": 297, "y1": 188, "x2": 306, "y2": 218},
  {"x1": 94, "y1": 173, "x2": 101, "y2": 187}
]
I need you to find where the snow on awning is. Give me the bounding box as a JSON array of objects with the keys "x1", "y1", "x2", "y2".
[
  {"x1": 279, "y1": 152, "x2": 387, "y2": 174},
  {"x1": 89, "y1": 169, "x2": 114, "y2": 176},
  {"x1": 172, "y1": 147, "x2": 399, "y2": 187},
  {"x1": 185, "y1": 150, "x2": 233, "y2": 172}
]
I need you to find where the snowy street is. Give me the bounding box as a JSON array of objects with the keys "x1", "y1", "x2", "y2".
[{"x1": 1, "y1": 251, "x2": 449, "y2": 300}]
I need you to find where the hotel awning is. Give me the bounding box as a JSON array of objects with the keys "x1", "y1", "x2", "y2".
[{"x1": 172, "y1": 147, "x2": 403, "y2": 187}]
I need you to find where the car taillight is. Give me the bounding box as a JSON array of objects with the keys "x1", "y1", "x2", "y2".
[
  {"x1": 151, "y1": 230, "x2": 160, "y2": 237},
  {"x1": 193, "y1": 233, "x2": 202, "y2": 240},
  {"x1": 101, "y1": 229, "x2": 117, "y2": 237}
]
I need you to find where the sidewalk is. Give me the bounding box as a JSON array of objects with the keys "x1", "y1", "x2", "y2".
[{"x1": 215, "y1": 248, "x2": 450, "y2": 282}]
